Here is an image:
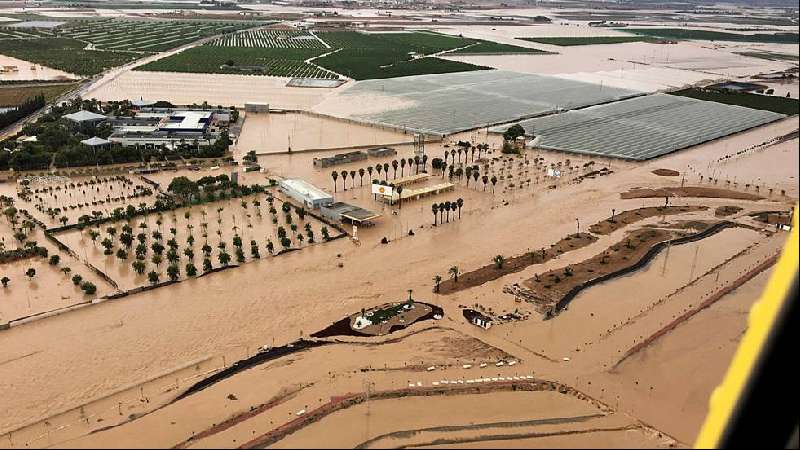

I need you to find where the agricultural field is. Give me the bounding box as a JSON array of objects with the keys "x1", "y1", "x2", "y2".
[
  {"x1": 444, "y1": 40, "x2": 552, "y2": 54},
  {"x1": 136, "y1": 46, "x2": 337, "y2": 79},
  {"x1": 209, "y1": 29, "x2": 326, "y2": 49},
  {"x1": 18, "y1": 175, "x2": 159, "y2": 228},
  {"x1": 0, "y1": 37, "x2": 139, "y2": 76},
  {"x1": 137, "y1": 30, "x2": 506, "y2": 80},
  {"x1": 622, "y1": 28, "x2": 799, "y2": 44},
  {"x1": 0, "y1": 27, "x2": 50, "y2": 39},
  {"x1": 0, "y1": 82, "x2": 78, "y2": 106},
  {"x1": 0, "y1": 19, "x2": 259, "y2": 76},
  {"x1": 517, "y1": 36, "x2": 653, "y2": 46},
  {"x1": 314, "y1": 31, "x2": 490, "y2": 80},
  {"x1": 52, "y1": 189, "x2": 337, "y2": 291},
  {"x1": 670, "y1": 88, "x2": 799, "y2": 115},
  {"x1": 55, "y1": 19, "x2": 255, "y2": 53}
]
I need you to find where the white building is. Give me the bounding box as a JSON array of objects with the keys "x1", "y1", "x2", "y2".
[{"x1": 278, "y1": 179, "x2": 334, "y2": 209}]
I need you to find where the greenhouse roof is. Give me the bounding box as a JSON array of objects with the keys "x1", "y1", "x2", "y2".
[{"x1": 491, "y1": 93, "x2": 784, "y2": 161}]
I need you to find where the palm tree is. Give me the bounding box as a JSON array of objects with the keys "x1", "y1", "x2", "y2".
[
  {"x1": 340, "y1": 170, "x2": 348, "y2": 191},
  {"x1": 490, "y1": 175, "x2": 498, "y2": 193},
  {"x1": 456, "y1": 198, "x2": 464, "y2": 219},
  {"x1": 493, "y1": 255, "x2": 504, "y2": 269},
  {"x1": 358, "y1": 168, "x2": 365, "y2": 186},
  {"x1": 438, "y1": 202, "x2": 445, "y2": 224},
  {"x1": 396, "y1": 186, "x2": 404, "y2": 209},
  {"x1": 186, "y1": 263, "x2": 198, "y2": 277},
  {"x1": 431, "y1": 203, "x2": 439, "y2": 226},
  {"x1": 147, "y1": 270, "x2": 159, "y2": 285},
  {"x1": 448, "y1": 266, "x2": 459, "y2": 283},
  {"x1": 444, "y1": 201, "x2": 452, "y2": 223},
  {"x1": 433, "y1": 274, "x2": 442, "y2": 293},
  {"x1": 383, "y1": 163, "x2": 389, "y2": 180},
  {"x1": 331, "y1": 171, "x2": 338, "y2": 193},
  {"x1": 375, "y1": 164, "x2": 382, "y2": 180},
  {"x1": 132, "y1": 260, "x2": 146, "y2": 275},
  {"x1": 482, "y1": 175, "x2": 489, "y2": 191},
  {"x1": 400, "y1": 158, "x2": 406, "y2": 177},
  {"x1": 391, "y1": 160, "x2": 398, "y2": 179},
  {"x1": 349, "y1": 170, "x2": 356, "y2": 189},
  {"x1": 218, "y1": 250, "x2": 231, "y2": 266},
  {"x1": 167, "y1": 264, "x2": 180, "y2": 281}
]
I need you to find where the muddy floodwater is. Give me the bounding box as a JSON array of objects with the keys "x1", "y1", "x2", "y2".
[
  {"x1": 236, "y1": 112, "x2": 415, "y2": 155},
  {"x1": 0, "y1": 55, "x2": 78, "y2": 82}
]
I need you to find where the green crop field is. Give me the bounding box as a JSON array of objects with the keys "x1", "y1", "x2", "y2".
[
  {"x1": 0, "y1": 19, "x2": 259, "y2": 76},
  {"x1": 313, "y1": 31, "x2": 490, "y2": 80},
  {"x1": 622, "y1": 28, "x2": 799, "y2": 44},
  {"x1": 0, "y1": 38, "x2": 140, "y2": 76},
  {"x1": 517, "y1": 36, "x2": 651, "y2": 46},
  {"x1": 136, "y1": 46, "x2": 337, "y2": 78},
  {"x1": 55, "y1": 19, "x2": 254, "y2": 52},
  {"x1": 446, "y1": 40, "x2": 552, "y2": 54},
  {"x1": 0, "y1": 82, "x2": 79, "y2": 106},
  {"x1": 670, "y1": 88, "x2": 799, "y2": 116},
  {"x1": 136, "y1": 30, "x2": 543, "y2": 80}
]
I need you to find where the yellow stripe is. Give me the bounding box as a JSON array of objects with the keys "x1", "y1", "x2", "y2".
[{"x1": 695, "y1": 205, "x2": 798, "y2": 448}]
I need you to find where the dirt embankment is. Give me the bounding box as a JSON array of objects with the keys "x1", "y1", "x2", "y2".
[
  {"x1": 613, "y1": 252, "x2": 779, "y2": 368},
  {"x1": 651, "y1": 169, "x2": 680, "y2": 177},
  {"x1": 511, "y1": 222, "x2": 730, "y2": 317},
  {"x1": 239, "y1": 379, "x2": 614, "y2": 449},
  {"x1": 436, "y1": 233, "x2": 598, "y2": 295},
  {"x1": 715, "y1": 205, "x2": 744, "y2": 217},
  {"x1": 589, "y1": 205, "x2": 708, "y2": 235},
  {"x1": 621, "y1": 186, "x2": 763, "y2": 201}
]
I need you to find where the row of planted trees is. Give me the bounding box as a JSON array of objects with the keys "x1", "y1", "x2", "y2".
[
  {"x1": 430, "y1": 199, "x2": 465, "y2": 226},
  {"x1": 83, "y1": 193, "x2": 332, "y2": 285},
  {"x1": 328, "y1": 142, "x2": 493, "y2": 194}
]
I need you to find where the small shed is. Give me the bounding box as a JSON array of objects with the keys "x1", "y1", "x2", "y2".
[{"x1": 80, "y1": 136, "x2": 111, "y2": 150}]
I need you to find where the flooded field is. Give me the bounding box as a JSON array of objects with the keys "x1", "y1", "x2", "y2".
[
  {"x1": 0, "y1": 3, "x2": 797, "y2": 448},
  {"x1": 236, "y1": 112, "x2": 415, "y2": 155},
  {"x1": 53, "y1": 190, "x2": 335, "y2": 291},
  {"x1": 85, "y1": 71, "x2": 341, "y2": 109},
  {"x1": 0, "y1": 55, "x2": 78, "y2": 82}
]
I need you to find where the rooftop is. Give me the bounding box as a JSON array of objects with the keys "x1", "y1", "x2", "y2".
[
  {"x1": 80, "y1": 136, "x2": 111, "y2": 146},
  {"x1": 323, "y1": 202, "x2": 381, "y2": 222},
  {"x1": 280, "y1": 178, "x2": 333, "y2": 202},
  {"x1": 159, "y1": 111, "x2": 213, "y2": 131},
  {"x1": 63, "y1": 110, "x2": 107, "y2": 123}
]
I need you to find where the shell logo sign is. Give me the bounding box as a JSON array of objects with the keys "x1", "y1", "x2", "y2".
[{"x1": 371, "y1": 183, "x2": 393, "y2": 196}]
